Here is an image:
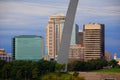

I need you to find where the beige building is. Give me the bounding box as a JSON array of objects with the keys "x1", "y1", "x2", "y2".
[
  {"x1": 0, "y1": 48, "x2": 12, "y2": 62},
  {"x1": 84, "y1": 23, "x2": 104, "y2": 61},
  {"x1": 69, "y1": 44, "x2": 84, "y2": 62},
  {"x1": 46, "y1": 14, "x2": 65, "y2": 60},
  {"x1": 105, "y1": 51, "x2": 112, "y2": 61},
  {"x1": 0, "y1": 48, "x2": 5, "y2": 55},
  {"x1": 46, "y1": 14, "x2": 78, "y2": 60}
]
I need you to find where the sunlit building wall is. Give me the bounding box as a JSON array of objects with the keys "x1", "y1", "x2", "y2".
[
  {"x1": 69, "y1": 44, "x2": 84, "y2": 62},
  {"x1": 84, "y1": 23, "x2": 105, "y2": 61},
  {"x1": 46, "y1": 14, "x2": 78, "y2": 60}
]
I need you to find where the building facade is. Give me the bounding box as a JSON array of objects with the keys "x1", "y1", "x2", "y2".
[
  {"x1": 0, "y1": 54, "x2": 12, "y2": 62},
  {"x1": 12, "y1": 35, "x2": 44, "y2": 61},
  {"x1": 76, "y1": 30, "x2": 84, "y2": 46},
  {"x1": 46, "y1": 14, "x2": 78, "y2": 60},
  {"x1": 0, "y1": 48, "x2": 5, "y2": 55},
  {"x1": 84, "y1": 23, "x2": 104, "y2": 61},
  {"x1": 69, "y1": 44, "x2": 84, "y2": 62},
  {"x1": 0, "y1": 48, "x2": 12, "y2": 62},
  {"x1": 105, "y1": 51, "x2": 112, "y2": 61}
]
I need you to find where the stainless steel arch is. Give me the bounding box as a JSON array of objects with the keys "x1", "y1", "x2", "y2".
[{"x1": 57, "y1": 0, "x2": 79, "y2": 65}]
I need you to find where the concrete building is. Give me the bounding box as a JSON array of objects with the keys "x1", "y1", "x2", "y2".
[
  {"x1": 46, "y1": 14, "x2": 78, "y2": 60},
  {"x1": 0, "y1": 48, "x2": 5, "y2": 55},
  {"x1": 12, "y1": 35, "x2": 44, "y2": 61},
  {"x1": 0, "y1": 48, "x2": 12, "y2": 62},
  {"x1": 0, "y1": 54, "x2": 12, "y2": 62},
  {"x1": 105, "y1": 51, "x2": 112, "y2": 61},
  {"x1": 84, "y1": 23, "x2": 105, "y2": 61},
  {"x1": 69, "y1": 44, "x2": 84, "y2": 62},
  {"x1": 76, "y1": 30, "x2": 84, "y2": 46}
]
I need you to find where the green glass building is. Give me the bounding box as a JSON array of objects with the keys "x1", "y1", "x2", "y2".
[{"x1": 12, "y1": 35, "x2": 44, "y2": 61}]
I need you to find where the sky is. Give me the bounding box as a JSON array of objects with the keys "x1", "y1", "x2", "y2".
[{"x1": 0, "y1": 0, "x2": 120, "y2": 58}]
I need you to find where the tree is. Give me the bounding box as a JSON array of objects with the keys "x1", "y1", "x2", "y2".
[
  {"x1": 109, "y1": 59, "x2": 119, "y2": 68},
  {"x1": 0, "y1": 60, "x2": 6, "y2": 78},
  {"x1": 1, "y1": 63, "x2": 11, "y2": 79},
  {"x1": 16, "y1": 70, "x2": 22, "y2": 80},
  {"x1": 0, "y1": 60, "x2": 6, "y2": 69},
  {"x1": 55, "y1": 63, "x2": 65, "y2": 72},
  {"x1": 32, "y1": 68, "x2": 39, "y2": 79}
]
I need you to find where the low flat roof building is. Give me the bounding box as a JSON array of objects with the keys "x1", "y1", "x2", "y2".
[{"x1": 69, "y1": 44, "x2": 84, "y2": 62}]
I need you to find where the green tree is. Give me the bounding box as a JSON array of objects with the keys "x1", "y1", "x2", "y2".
[
  {"x1": 73, "y1": 71, "x2": 79, "y2": 77},
  {"x1": 16, "y1": 70, "x2": 22, "y2": 80},
  {"x1": 1, "y1": 63, "x2": 11, "y2": 79},
  {"x1": 32, "y1": 68, "x2": 39, "y2": 79},
  {"x1": 55, "y1": 63, "x2": 65, "y2": 72},
  {"x1": 0, "y1": 60, "x2": 6, "y2": 78},
  {"x1": 109, "y1": 59, "x2": 119, "y2": 68}
]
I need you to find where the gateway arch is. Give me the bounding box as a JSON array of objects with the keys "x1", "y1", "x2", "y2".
[{"x1": 57, "y1": 0, "x2": 79, "y2": 64}]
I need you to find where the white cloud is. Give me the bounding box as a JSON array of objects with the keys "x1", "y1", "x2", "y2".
[
  {"x1": 77, "y1": 6, "x2": 120, "y2": 16},
  {"x1": 0, "y1": 1, "x2": 67, "y2": 26},
  {"x1": 0, "y1": 1, "x2": 66, "y2": 16},
  {"x1": 0, "y1": 0, "x2": 120, "y2": 27}
]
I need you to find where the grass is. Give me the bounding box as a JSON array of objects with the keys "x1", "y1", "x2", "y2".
[
  {"x1": 91, "y1": 68, "x2": 120, "y2": 73},
  {"x1": 40, "y1": 72, "x2": 85, "y2": 80}
]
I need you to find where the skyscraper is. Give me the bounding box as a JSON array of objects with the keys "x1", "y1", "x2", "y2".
[
  {"x1": 12, "y1": 35, "x2": 44, "y2": 61},
  {"x1": 46, "y1": 14, "x2": 78, "y2": 60},
  {"x1": 76, "y1": 30, "x2": 84, "y2": 46},
  {"x1": 84, "y1": 23, "x2": 104, "y2": 61}
]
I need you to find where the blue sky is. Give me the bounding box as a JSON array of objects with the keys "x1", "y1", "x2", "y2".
[{"x1": 0, "y1": 0, "x2": 120, "y2": 58}]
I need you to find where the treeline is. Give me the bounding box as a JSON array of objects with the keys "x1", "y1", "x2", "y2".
[
  {"x1": 0, "y1": 60, "x2": 60, "y2": 80},
  {"x1": 68, "y1": 59, "x2": 120, "y2": 71},
  {"x1": 0, "y1": 59, "x2": 119, "y2": 80}
]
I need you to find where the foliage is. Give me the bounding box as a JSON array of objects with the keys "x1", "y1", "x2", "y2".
[
  {"x1": 108, "y1": 59, "x2": 119, "y2": 68},
  {"x1": 0, "y1": 60, "x2": 66, "y2": 80},
  {"x1": 0, "y1": 60, "x2": 56, "y2": 80},
  {"x1": 0, "y1": 58, "x2": 119, "y2": 80},
  {"x1": 68, "y1": 58, "x2": 110, "y2": 71},
  {"x1": 73, "y1": 71, "x2": 79, "y2": 77},
  {"x1": 55, "y1": 63, "x2": 65, "y2": 72}
]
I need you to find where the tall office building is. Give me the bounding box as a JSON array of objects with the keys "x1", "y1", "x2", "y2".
[
  {"x1": 46, "y1": 14, "x2": 78, "y2": 60},
  {"x1": 12, "y1": 35, "x2": 44, "y2": 61},
  {"x1": 76, "y1": 30, "x2": 84, "y2": 46},
  {"x1": 84, "y1": 23, "x2": 104, "y2": 61}
]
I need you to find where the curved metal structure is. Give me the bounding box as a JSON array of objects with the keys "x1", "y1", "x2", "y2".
[{"x1": 57, "y1": 0, "x2": 79, "y2": 65}]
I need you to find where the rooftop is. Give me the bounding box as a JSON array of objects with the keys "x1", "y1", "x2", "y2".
[
  {"x1": 51, "y1": 13, "x2": 65, "y2": 17},
  {"x1": 14, "y1": 35, "x2": 43, "y2": 38}
]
